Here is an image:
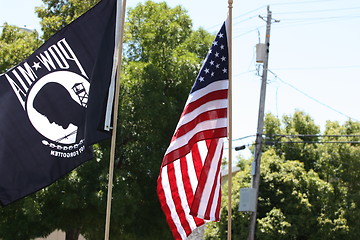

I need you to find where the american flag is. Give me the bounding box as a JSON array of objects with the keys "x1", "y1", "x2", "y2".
[{"x1": 157, "y1": 20, "x2": 229, "y2": 240}]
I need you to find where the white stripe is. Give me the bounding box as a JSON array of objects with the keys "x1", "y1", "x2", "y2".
[
  {"x1": 185, "y1": 152, "x2": 198, "y2": 194},
  {"x1": 161, "y1": 165, "x2": 188, "y2": 239},
  {"x1": 209, "y1": 170, "x2": 221, "y2": 220},
  {"x1": 175, "y1": 99, "x2": 228, "y2": 133},
  {"x1": 173, "y1": 161, "x2": 197, "y2": 230},
  {"x1": 172, "y1": 80, "x2": 228, "y2": 133},
  {"x1": 165, "y1": 118, "x2": 227, "y2": 155},
  {"x1": 197, "y1": 140, "x2": 208, "y2": 165},
  {"x1": 196, "y1": 139, "x2": 223, "y2": 220},
  {"x1": 208, "y1": 140, "x2": 223, "y2": 220},
  {"x1": 185, "y1": 80, "x2": 228, "y2": 107}
]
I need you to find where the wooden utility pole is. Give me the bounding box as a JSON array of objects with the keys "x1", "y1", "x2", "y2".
[{"x1": 247, "y1": 6, "x2": 272, "y2": 240}]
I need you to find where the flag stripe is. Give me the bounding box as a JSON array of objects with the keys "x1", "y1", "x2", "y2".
[
  {"x1": 189, "y1": 144, "x2": 203, "y2": 180},
  {"x1": 179, "y1": 89, "x2": 228, "y2": 120},
  {"x1": 171, "y1": 98, "x2": 228, "y2": 144},
  {"x1": 204, "y1": 147, "x2": 222, "y2": 220},
  {"x1": 182, "y1": 80, "x2": 228, "y2": 111},
  {"x1": 162, "y1": 127, "x2": 227, "y2": 166},
  {"x1": 168, "y1": 162, "x2": 193, "y2": 235},
  {"x1": 165, "y1": 118, "x2": 227, "y2": 156},
  {"x1": 173, "y1": 108, "x2": 227, "y2": 141},
  {"x1": 190, "y1": 138, "x2": 222, "y2": 219},
  {"x1": 174, "y1": 80, "x2": 228, "y2": 135},
  {"x1": 157, "y1": 19, "x2": 229, "y2": 239},
  {"x1": 157, "y1": 169, "x2": 185, "y2": 240}
]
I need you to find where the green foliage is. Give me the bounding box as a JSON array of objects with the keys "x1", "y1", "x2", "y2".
[
  {"x1": 206, "y1": 111, "x2": 359, "y2": 239},
  {"x1": 36, "y1": 0, "x2": 100, "y2": 40},
  {"x1": 1, "y1": 1, "x2": 214, "y2": 240},
  {"x1": 0, "y1": 23, "x2": 41, "y2": 73},
  {"x1": 266, "y1": 111, "x2": 321, "y2": 170}
]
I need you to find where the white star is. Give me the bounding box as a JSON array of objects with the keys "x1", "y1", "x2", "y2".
[
  {"x1": 213, "y1": 40, "x2": 218, "y2": 46},
  {"x1": 221, "y1": 56, "x2": 226, "y2": 62},
  {"x1": 204, "y1": 68, "x2": 210, "y2": 74},
  {"x1": 215, "y1": 52, "x2": 219, "y2": 57},
  {"x1": 32, "y1": 62, "x2": 41, "y2": 71},
  {"x1": 210, "y1": 60, "x2": 215, "y2": 65},
  {"x1": 222, "y1": 68, "x2": 227, "y2": 73},
  {"x1": 216, "y1": 64, "x2": 220, "y2": 69},
  {"x1": 211, "y1": 72, "x2": 215, "y2": 77},
  {"x1": 199, "y1": 76, "x2": 205, "y2": 82},
  {"x1": 220, "y1": 45, "x2": 225, "y2": 50},
  {"x1": 218, "y1": 32, "x2": 224, "y2": 38}
]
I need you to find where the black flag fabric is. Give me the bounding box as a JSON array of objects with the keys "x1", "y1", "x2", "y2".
[{"x1": 0, "y1": 0, "x2": 117, "y2": 205}]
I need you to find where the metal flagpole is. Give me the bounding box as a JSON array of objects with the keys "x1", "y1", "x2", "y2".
[
  {"x1": 227, "y1": 0, "x2": 233, "y2": 239},
  {"x1": 247, "y1": 5, "x2": 272, "y2": 240},
  {"x1": 104, "y1": 0, "x2": 127, "y2": 239}
]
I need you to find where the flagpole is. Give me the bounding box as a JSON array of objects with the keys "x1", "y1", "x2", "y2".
[
  {"x1": 227, "y1": 0, "x2": 233, "y2": 240},
  {"x1": 104, "y1": 0, "x2": 127, "y2": 239}
]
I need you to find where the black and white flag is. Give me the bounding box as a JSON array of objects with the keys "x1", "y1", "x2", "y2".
[{"x1": 0, "y1": 0, "x2": 119, "y2": 205}]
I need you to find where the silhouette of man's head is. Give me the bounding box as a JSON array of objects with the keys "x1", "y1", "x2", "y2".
[{"x1": 33, "y1": 82, "x2": 85, "y2": 129}]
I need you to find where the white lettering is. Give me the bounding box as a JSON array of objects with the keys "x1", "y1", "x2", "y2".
[
  {"x1": 5, "y1": 74, "x2": 26, "y2": 109},
  {"x1": 17, "y1": 62, "x2": 38, "y2": 84},
  {"x1": 48, "y1": 45, "x2": 69, "y2": 70},
  {"x1": 36, "y1": 51, "x2": 56, "y2": 71},
  {"x1": 57, "y1": 38, "x2": 88, "y2": 79}
]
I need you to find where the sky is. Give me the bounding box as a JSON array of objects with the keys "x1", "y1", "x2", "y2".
[{"x1": 1, "y1": 0, "x2": 360, "y2": 157}]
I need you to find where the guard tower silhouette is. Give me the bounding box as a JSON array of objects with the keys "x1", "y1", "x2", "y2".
[{"x1": 72, "y1": 83, "x2": 88, "y2": 107}]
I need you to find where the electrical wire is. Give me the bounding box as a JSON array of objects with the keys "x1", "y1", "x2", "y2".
[
  {"x1": 270, "y1": 134, "x2": 360, "y2": 138},
  {"x1": 266, "y1": 140, "x2": 360, "y2": 144},
  {"x1": 270, "y1": 65, "x2": 360, "y2": 71},
  {"x1": 271, "y1": 0, "x2": 337, "y2": 6},
  {"x1": 268, "y1": 69, "x2": 360, "y2": 122},
  {"x1": 275, "y1": 6, "x2": 360, "y2": 15}
]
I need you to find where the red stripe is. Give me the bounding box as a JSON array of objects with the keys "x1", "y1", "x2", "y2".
[
  {"x1": 204, "y1": 149, "x2": 222, "y2": 220},
  {"x1": 180, "y1": 89, "x2": 228, "y2": 118},
  {"x1": 179, "y1": 157, "x2": 205, "y2": 227},
  {"x1": 215, "y1": 188, "x2": 222, "y2": 221},
  {"x1": 172, "y1": 108, "x2": 227, "y2": 141},
  {"x1": 162, "y1": 128, "x2": 227, "y2": 166},
  {"x1": 167, "y1": 163, "x2": 192, "y2": 236},
  {"x1": 189, "y1": 138, "x2": 219, "y2": 218},
  {"x1": 156, "y1": 175, "x2": 183, "y2": 240},
  {"x1": 191, "y1": 143, "x2": 203, "y2": 180},
  {"x1": 214, "y1": 148, "x2": 224, "y2": 221}
]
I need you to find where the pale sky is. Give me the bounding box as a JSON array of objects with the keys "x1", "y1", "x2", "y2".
[{"x1": 1, "y1": 0, "x2": 360, "y2": 154}]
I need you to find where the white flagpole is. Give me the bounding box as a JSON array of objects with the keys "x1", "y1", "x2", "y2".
[
  {"x1": 227, "y1": 0, "x2": 233, "y2": 239},
  {"x1": 104, "y1": 0, "x2": 127, "y2": 239}
]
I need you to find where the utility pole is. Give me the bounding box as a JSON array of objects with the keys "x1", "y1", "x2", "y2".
[{"x1": 247, "y1": 6, "x2": 274, "y2": 240}]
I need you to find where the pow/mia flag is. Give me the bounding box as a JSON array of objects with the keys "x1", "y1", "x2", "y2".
[{"x1": 0, "y1": 0, "x2": 118, "y2": 205}]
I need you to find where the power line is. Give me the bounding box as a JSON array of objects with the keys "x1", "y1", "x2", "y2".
[
  {"x1": 271, "y1": 134, "x2": 360, "y2": 138},
  {"x1": 268, "y1": 69, "x2": 360, "y2": 122},
  {"x1": 275, "y1": 6, "x2": 360, "y2": 15},
  {"x1": 281, "y1": 15, "x2": 360, "y2": 22},
  {"x1": 271, "y1": 0, "x2": 337, "y2": 6},
  {"x1": 265, "y1": 134, "x2": 360, "y2": 144},
  {"x1": 266, "y1": 140, "x2": 360, "y2": 144},
  {"x1": 271, "y1": 65, "x2": 360, "y2": 71}
]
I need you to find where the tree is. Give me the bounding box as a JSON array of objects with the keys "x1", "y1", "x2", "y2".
[
  {"x1": 1, "y1": 1, "x2": 215, "y2": 240},
  {"x1": 0, "y1": 23, "x2": 41, "y2": 72},
  {"x1": 316, "y1": 120, "x2": 360, "y2": 240},
  {"x1": 205, "y1": 111, "x2": 351, "y2": 239},
  {"x1": 35, "y1": 0, "x2": 100, "y2": 40},
  {"x1": 265, "y1": 111, "x2": 321, "y2": 170},
  {"x1": 0, "y1": 24, "x2": 49, "y2": 240},
  {"x1": 95, "y1": 2, "x2": 214, "y2": 239}
]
